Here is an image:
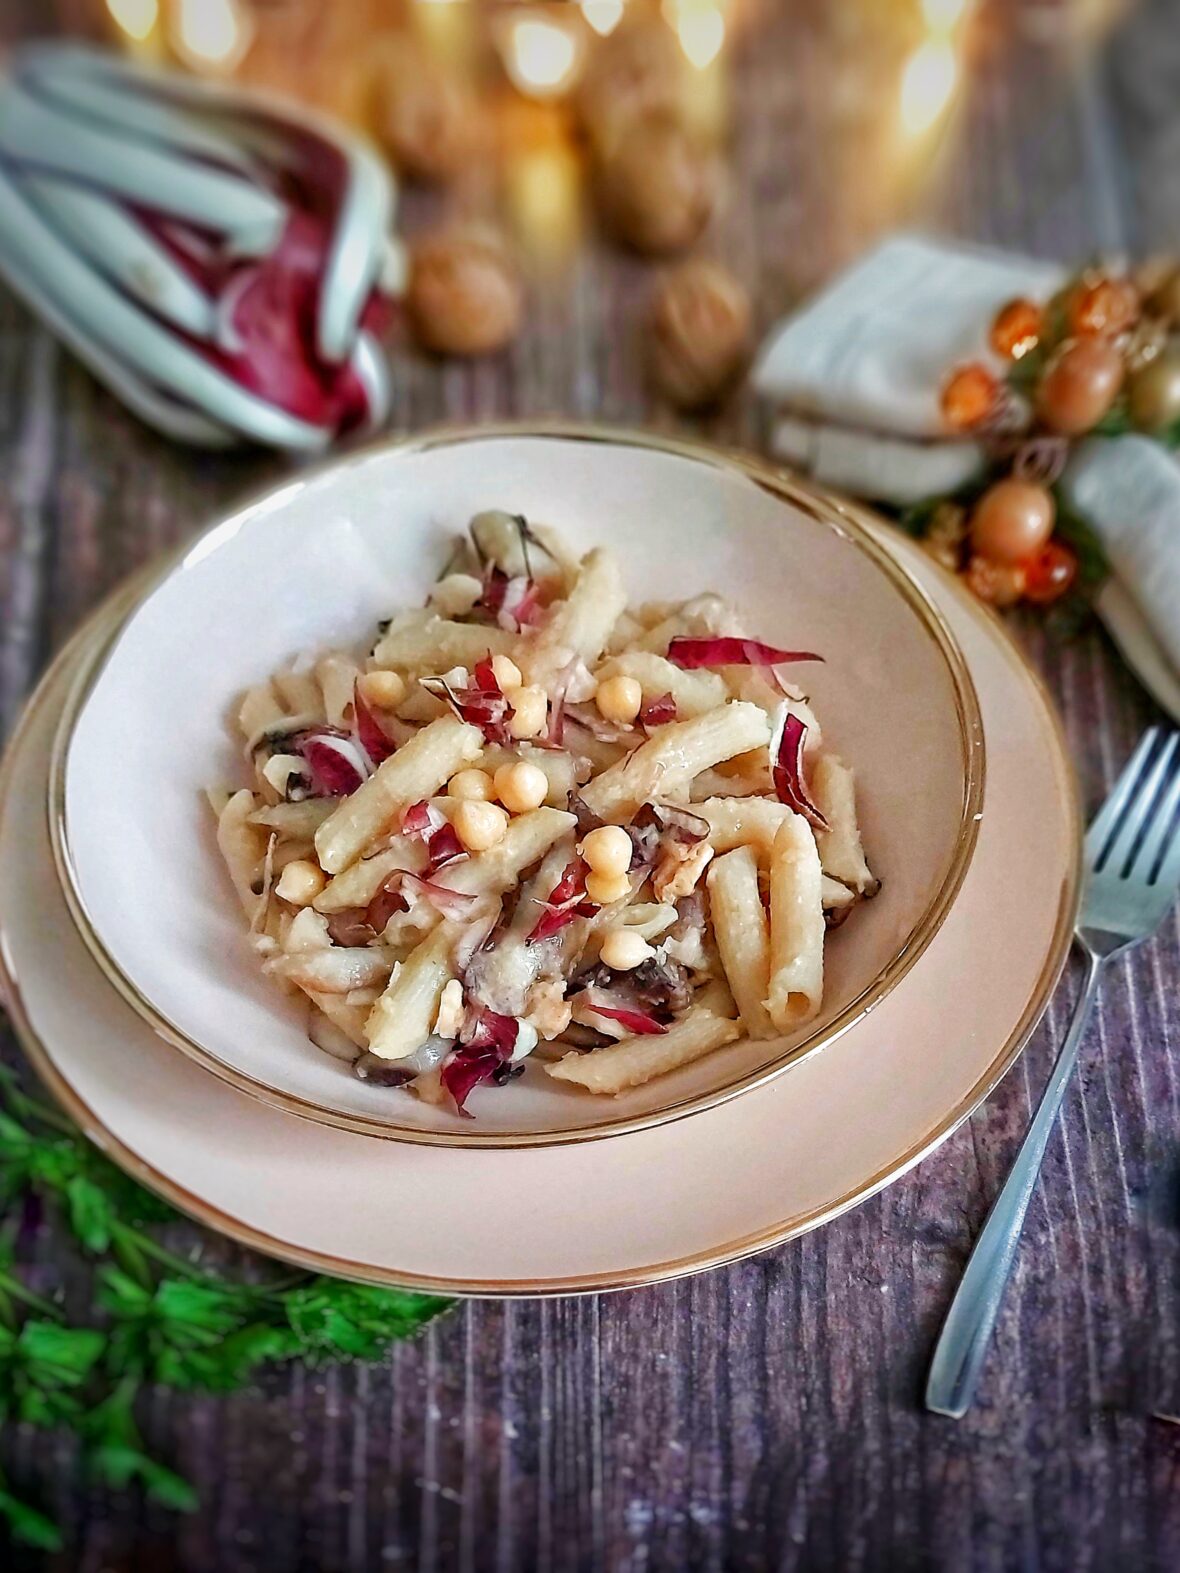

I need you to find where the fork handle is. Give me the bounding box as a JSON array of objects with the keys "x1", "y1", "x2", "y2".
[{"x1": 925, "y1": 948, "x2": 1103, "y2": 1417}]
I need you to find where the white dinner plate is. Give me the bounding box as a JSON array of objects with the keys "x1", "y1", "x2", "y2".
[
  {"x1": 0, "y1": 495, "x2": 1080, "y2": 1295},
  {"x1": 52, "y1": 430, "x2": 982, "y2": 1145}
]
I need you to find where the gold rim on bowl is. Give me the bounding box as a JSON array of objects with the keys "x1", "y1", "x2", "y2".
[
  {"x1": 45, "y1": 423, "x2": 987, "y2": 1149},
  {"x1": 0, "y1": 546, "x2": 1080, "y2": 1296}
]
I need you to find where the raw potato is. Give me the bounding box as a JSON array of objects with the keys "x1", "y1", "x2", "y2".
[
  {"x1": 366, "y1": 924, "x2": 456, "y2": 1060},
  {"x1": 315, "y1": 716, "x2": 482, "y2": 875}
]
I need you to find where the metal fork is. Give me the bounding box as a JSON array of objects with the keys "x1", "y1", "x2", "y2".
[{"x1": 926, "y1": 726, "x2": 1180, "y2": 1418}]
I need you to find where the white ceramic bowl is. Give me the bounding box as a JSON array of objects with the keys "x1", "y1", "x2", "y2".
[{"x1": 53, "y1": 426, "x2": 984, "y2": 1145}]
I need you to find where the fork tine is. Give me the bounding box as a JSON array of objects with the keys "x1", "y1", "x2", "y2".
[
  {"x1": 1143, "y1": 764, "x2": 1180, "y2": 888},
  {"x1": 1107, "y1": 733, "x2": 1176, "y2": 880},
  {"x1": 1086, "y1": 727, "x2": 1163, "y2": 865}
]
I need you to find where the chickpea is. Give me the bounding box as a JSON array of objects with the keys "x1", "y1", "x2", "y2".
[
  {"x1": 595, "y1": 674, "x2": 643, "y2": 725},
  {"x1": 494, "y1": 760, "x2": 548, "y2": 814},
  {"x1": 491, "y1": 653, "x2": 523, "y2": 691},
  {"x1": 585, "y1": 869, "x2": 631, "y2": 907},
  {"x1": 452, "y1": 799, "x2": 509, "y2": 853},
  {"x1": 599, "y1": 927, "x2": 653, "y2": 972},
  {"x1": 358, "y1": 670, "x2": 406, "y2": 709},
  {"x1": 505, "y1": 683, "x2": 548, "y2": 739},
  {"x1": 275, "y1": 859, "x2": 326, "y2": 907},
  {"x1": 580, "y1": 824, "x2": 634, "y2": 878},
  {"x1": 448, "y1": 768, "x2": 495, "y2": 802}
]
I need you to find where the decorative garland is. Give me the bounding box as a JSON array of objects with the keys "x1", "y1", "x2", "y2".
[{"x1": 899, "y1": 261, "x2": 1180, "y2": 612}]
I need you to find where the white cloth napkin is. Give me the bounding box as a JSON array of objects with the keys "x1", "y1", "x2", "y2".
[{"x1": 754, "y1": 233, "x2": 1180, "y2": 720}]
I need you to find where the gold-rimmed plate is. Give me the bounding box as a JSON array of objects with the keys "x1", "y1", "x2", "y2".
[
  {"x1": 0, "y1": 521, "x2": 1076, "y2": 1295},
  {"x1": 46, "y1": 427, "x2": 983, "y2": 1147}
]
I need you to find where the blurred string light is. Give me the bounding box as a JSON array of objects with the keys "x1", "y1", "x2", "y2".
[
  {"x1": 920, "y1": 0, "x2": 969, "y2": 28},
  {"x1": 500, "y1": 13, "x2": 583, "y2": 99},
  {"x1": 106, "y1": 0, "x2": 159, "y2": 43},
  {"x1": 172, "y1": 0, "x2": 252, "y2": 72},
  {"x1": 899, "y1": 37, "x2": 957, "y2": 135},
  {"x1": 662, "y1": 0, "x2": 728, "y2": 70},
  {"x1": 581, "y1": 0, "x2": 625, "y2": 37}
]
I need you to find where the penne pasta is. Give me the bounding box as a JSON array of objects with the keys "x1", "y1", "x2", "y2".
[
  {"x1": 237, "y1": 681, "x2": 284, "y2": 749},
  {"x1": 316, "y1": 652, "x2": 361, "y2": 729},
  {"x1": 580, "y1": 702, "x2": 772, "y2": 823},
  {"x1": 546, "y1": 985, "x2": 740, "y2": 1094},
  {"x1": 765, "y1": 814, "x2": 825, "y2": 1030},
  {"x1": 273, "y1": 666, "x2": 322, "y2": 718},
  {"x1": 313, "y1": 839, "x2": 423, "y2": 913},
  {"x1": 315, "y1": 715, "x2": 482, "y2": 874},
  {"x1": 520, "y1": 546, "x2": 626, "y2": 690},
  {"x1": 812, "y1": 754, "x2": 878, "y2": 895},
  {"x1": 365, "y1": 924, "x2": 456, "y2": 1060},
  {"x1": 372, "y1": 610, "x2": 515, "y2": 671},
  {"x1": 707, "y1": 846, "x2": 777, "y2": 1039},
  {"x1": 215, "y1": 789, "x2": 267, "y2": 920},
  {"x1": 438, "y1": 808, "x2": 576, "y2": 897},
  {"x1": 594, "y1": 650, "x2": 729, "y2": 718}
]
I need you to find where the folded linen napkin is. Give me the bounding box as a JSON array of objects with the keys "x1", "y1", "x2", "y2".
[{"x1": 754, "y1": 233, "x2": 1180, "y2": 720}]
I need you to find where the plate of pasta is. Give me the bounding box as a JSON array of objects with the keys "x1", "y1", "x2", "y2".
[{"x1": 53, "y1": 428, "x2": 983, "y2": 1145}]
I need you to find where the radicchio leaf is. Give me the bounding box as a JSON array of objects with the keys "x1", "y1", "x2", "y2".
[
  {"x1": 771, "y1": 710, "x2": 828, "y2": 830},
  {"x1": 353, "y1": 685, "x2": 397, "y2": 764},
  {"x1": 401, "y1": 800, "x2": 466, "y2": 873},
  {"x1": 667, "y1": 637, "x2": 823, "y2": 672},
  {"x1": 298, "y1": 732, "x2": 370, "y2": 796},
  {"x1": 639, "y1": 691, "x2": 677, "y2": 730},
  {"x1": 325, "y1": 909, "x2": 376, "y2": 947},
  {"x1": 580, "y1": 995, "x2": 669, "y2": 1036},
  {"x1": 420, "y1": 657, "x2": 514, "y2": 743},
  {"x1": 526, "y1": 858, "x2": 595, "y2": 943},
  {"x1": 441, "y1": 1006, "x2": 525, "y2": 1113}
]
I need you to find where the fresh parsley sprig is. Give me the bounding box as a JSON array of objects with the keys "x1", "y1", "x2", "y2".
[{"x1": 0, "y1": 1063, "x2": 449, "y2": 1552}]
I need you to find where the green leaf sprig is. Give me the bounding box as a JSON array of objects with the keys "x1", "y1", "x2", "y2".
[{"x1": 0, "y1": 1064, "x2": 449, "y2": 1552}]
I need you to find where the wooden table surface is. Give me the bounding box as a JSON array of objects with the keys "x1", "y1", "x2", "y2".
[{"x1": 3, "y1": 2, "x2": 1180, "y2": 1568}]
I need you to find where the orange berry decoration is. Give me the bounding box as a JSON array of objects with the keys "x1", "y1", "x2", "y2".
[
  {"x1": 1068, "y1": 274, "x2": 1139, "y2": 339},
  {"x1": 1023, "y1": 541, "x2": 1078, "y2": 605},
  {"x1": 990, "y1": 297, "x2": 1042, "y2": 361},
  {"x1": 940, "y1": 362, "x2": 1000, "y2": 431},
  {"x1": 970, "y1": 479, "x2": 1056, "y2": 565},
  {"x1": 965, "y1": 554, "x2": 1028, "y2": 610}
]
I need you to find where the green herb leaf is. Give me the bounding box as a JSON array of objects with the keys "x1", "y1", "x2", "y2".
[
  {"x1": 82, "y1": 1384, "x2": 199, "y2": 1513},
  {"x1": 66, "y1": 1175, "x2": 117, "y2": 1253},
  {"x1": 0, "y1": 1478, "x2": 63, "y2": 1552}
]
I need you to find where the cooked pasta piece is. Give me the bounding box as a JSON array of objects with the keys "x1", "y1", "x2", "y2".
[
  {"x1": 372, "y1": 610, "x2": 515, "y2": 671},
  {"x1": 215, "y1": 789, "x2": 267, "y2": 920},
  {"x1": 811, "y1": 754, "x2": 877, "y2": 895},
  {"x1": 365, "y1": 924, "x2": 456, "y2": 1060},
  {"x1": 579, "y1": 703, "x2": 771, "y2": 823},
  {"x1": 707, "y1": 846, "x2": 776, "y2": 1039},
  {"x1": 766, "y1": 815, "x2": 825, "y2": 1030},
  {"x1": 545, "y1": 985, "x2": 740, "y2": 1094},
  {"x1": 315, "y1": 716, "x2": 482, "y2": 874},
  {"x1": 519, "y1": 546, "x2": 626, "y2": 690}
]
